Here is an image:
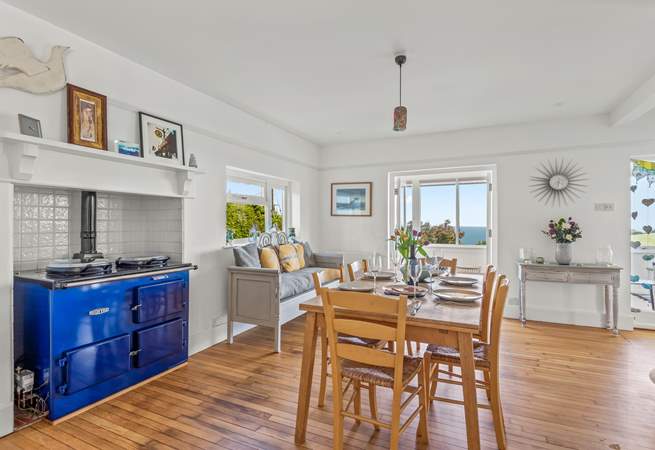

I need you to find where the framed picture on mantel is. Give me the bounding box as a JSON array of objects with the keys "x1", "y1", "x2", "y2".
[
  {"x1": 67, "y1": 84, "x2": 108, "y2": 150},
  {"x1": 331, "y1": 182, "x2": 372, "y2": 216},
  {"x1": 139, "y1": 112, "x2": 185, "y2": 166}
]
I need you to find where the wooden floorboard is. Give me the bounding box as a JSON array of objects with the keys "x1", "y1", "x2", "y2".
[{"x1": 2, "y1": 318, "x2": 655, "y2": 449}]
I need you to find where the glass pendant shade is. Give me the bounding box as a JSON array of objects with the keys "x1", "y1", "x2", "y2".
[{"x1": 393, "y1": 105, "x2": 407, "y2": 131}]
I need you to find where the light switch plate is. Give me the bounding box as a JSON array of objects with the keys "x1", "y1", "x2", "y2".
[{"x1": 594, "y1": 202, "x2": 615, "y2": 212}]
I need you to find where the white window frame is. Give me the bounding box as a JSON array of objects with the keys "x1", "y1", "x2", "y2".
[{"x1": 226, "y1": 169, "x2": 290, "y2": 245}]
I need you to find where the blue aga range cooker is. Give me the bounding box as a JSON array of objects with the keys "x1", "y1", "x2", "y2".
[
  {"x1": 14, "y1": 258, "x2": 196, "y2": 421},
  {"x1": 13, "y1": 191, "x2": 196, "y2": 421}
]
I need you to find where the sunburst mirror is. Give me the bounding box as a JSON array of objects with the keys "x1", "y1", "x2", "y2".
[{"x1": 529, "y1": 159, "x2": 587, "y2": 206}]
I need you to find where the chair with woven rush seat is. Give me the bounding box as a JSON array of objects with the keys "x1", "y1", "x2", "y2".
[
  {"x1": 346, "y1": 259, "x2": 369, "y2": 281},
  {"x1": 424, "y1": 275, "x2": 510, "y2": 449},
  {"x1": 312, "y1": 269, "x2": 386, "y2": 409},
  {"x1": 321, "y1": 289, "x2": 429, "y2": 449}
]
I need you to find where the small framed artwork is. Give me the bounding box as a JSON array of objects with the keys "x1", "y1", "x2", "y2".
[
  {"x1": 113, "y1": 140, "x2": 141, "y2": 157},
  {"x1": 17, "y1": 114, "x2": 43, "y2": 138},
  {"x1": 67, "y1": 84, "x2": 108, "y2": 150},
  {"x1": 139, "y1": 112, "x2": 185, "y2": 166},
  {"x1": 331, "y1": 182, "x2": 372, "y2": 216}
]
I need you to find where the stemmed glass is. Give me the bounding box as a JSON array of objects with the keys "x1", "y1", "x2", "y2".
[
  {"x1": 409, "y1": 259, "x2": 424, "y2": 314},
  {"x1": 370, "y1": 253, "x2": 383, "y2": 293},
  {"x1": 389, "y1": 248, "x2": 400, "y2": 281}
]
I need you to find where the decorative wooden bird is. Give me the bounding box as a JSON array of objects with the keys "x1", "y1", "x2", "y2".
[{"x1": 0, "y1": 37, "x2": 69, "y2": 94}]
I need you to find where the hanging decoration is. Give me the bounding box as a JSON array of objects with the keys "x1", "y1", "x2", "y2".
[
  {"x1": 633, "y1": 211, "x2": 639, "y2": 220},
  {"x1": 393, "y1": 54, "x2": 407, "y2": 132},
  {"x1": 642, "y1": 198, "x2": 655, "y2": 207}
]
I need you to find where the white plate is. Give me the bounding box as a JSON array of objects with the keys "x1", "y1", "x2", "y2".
[
  {"x1": 363, "y1": 271, "x2": 395, "y2": 280},
  {"x1": 438, "y1": 276, "x2": 478, "y2": 287},
  {"x1": 338, "y1": 281, "x2": 374, "y2": 292},
  {"x1": 433, "y1": 289, "x2": 482, "y2": 303}
]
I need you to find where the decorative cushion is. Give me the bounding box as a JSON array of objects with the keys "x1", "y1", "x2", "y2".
[
  {"x1": 294, "y1": 243, "x2": 306, "y2": 268},
  {"x1": 340, "y1": 356, "x2": 422, "y2": 388},
  {"x1": 302, "y1": 241, "x2": 316, "y2": 267},
  {"x1": 260, "y1": 247, "x2": 280, "y2": 270},
  {"x1": 278, "y1": 244, "x2": 301, "y2": 272},
  {"x1": 232, "y1": 242, "x2": 261, "y2": 268}
]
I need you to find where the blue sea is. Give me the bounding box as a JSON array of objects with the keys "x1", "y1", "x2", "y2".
[{"x1": 459, "y1": 226, "x2": 487, "y2": 245}]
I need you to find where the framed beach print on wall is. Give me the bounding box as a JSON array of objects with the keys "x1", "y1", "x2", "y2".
[
  {"x1": 139, "y1": 112, "x2": 185, "y2": 166},
  {"x1": 331, "y1": 182, "x2": 372, "y2": 216},
  {"x1": 67, "y1": 84, "x2": 107, "y2": 150}
]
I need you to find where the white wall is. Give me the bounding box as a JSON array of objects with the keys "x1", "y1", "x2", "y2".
[
  {"x1": 0, "y1": 1, "x2": 320, "y2": 434},
  {"x1": 319, "y1": 114, "x2": 655, "y2": 330}
]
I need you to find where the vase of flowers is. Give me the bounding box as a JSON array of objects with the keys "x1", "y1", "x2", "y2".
[
  {"x1": 389, "y1": 225, "x2": 428, "y2": 283},
  {"x1": 543, "y1": 217, "x2": 582, "y2": 265}
]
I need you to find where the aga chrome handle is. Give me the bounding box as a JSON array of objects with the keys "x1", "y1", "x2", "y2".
[
  {"x1": 131, "y1": 304, "x2": 142, "y2": 311},
  {"x1": 129, "y1": 349, "x2": 142, "y2": 357}
]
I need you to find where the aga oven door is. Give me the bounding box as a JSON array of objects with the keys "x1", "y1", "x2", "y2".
[
  {"x1": 133, "y1": 318, "x2": 185, "y2": 368},
  {"x1": 133, "y1": 280, "x2": 185, "y2": 323},
  {"x1": 58, "y1": 334, "x2": 131, "y2": 395}
]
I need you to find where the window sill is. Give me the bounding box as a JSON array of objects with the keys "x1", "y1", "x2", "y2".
[
  {"x1": 223, "y1": 241, "x2": 255, "y2": 249},
  {"x1": 425, "y1": 244, "x2": 487, "y2": 249}
]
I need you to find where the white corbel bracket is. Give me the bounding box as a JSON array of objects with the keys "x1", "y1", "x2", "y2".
[
  {"x1": 5, "y1": 141, "x2": 39, "y2": 180},
  {"x1": 177, "y1": 170, "x2": 196, "y2": 197}
]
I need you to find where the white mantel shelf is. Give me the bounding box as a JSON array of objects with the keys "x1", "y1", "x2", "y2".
[{"x1": 0, "y1": 132, "x2": 204, "y2": 197}]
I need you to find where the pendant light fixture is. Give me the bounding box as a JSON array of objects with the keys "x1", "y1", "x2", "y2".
[{"x1": 393, "y1": 54, "x2": 407, "y2": 131}]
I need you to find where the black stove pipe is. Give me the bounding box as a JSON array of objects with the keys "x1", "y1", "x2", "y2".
[
  {"x1": 80, "y1": 191, "x2": 97, "y2": 256},
  {"x1": 73, "y1": 191, "x2": 103, "y2": 262}
]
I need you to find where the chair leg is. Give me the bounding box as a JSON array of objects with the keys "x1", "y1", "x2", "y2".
[
  {"x1": 414, "y1": 341, "x2": 421, "y2": 354},
  {"x1": 332, "y1": 369, "x2": 344, "y2": 449},
  {"x1": 447, "y1": 363, "x2": 453, "y2": 374},
  {"x1": 353, "y1": 380, "x2": 362, "y2": 424},
  {"x1": 387, "y1": 340, "x2": 395, "y2": 352},
  {"x1": 227, "y1": 320, "x2": 234, "y2": 344},
  {"x1": 273, "y1": 323, "x2": 281, "y2": 353},
  {"x1": 368, "y1": 383, "x2": 380, "y2": 430},
  {"x1": 416, "y1": 362, "x2": 430, "y2": 445},
  {"x1": 406, "y1": 340, "x2": 414, "y2": 356},
  {"x1": 489, "y1": 367, "x2": 507, "y2": 450},
  {"x1": 429, "y1": 361, "x2": 438, "y2": 406},
  {"x1": 483, "y1": 370, "x2": 491, "y2": 401},
  {"x1": 390, "y1": 383, "x2": 402, "y2": 450},
  {"x1": 318, "y1": 331, "x2": 329, "y2": 407}
]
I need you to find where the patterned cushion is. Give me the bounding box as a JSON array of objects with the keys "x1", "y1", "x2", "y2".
[
  {"x1": 425, "y1": 341, "x2": 490, "y2": 368},
  {"x1": 302, "y1": 241, "x2": 316, "y2": 267},
  {"x1": 340, "y1": 356, "x2": 422, "y2": 388},
  {"x1": 279, "y1": 244, "x2": 301, "y2": 272},
  {"x1": 232, "y1": 242, "x2": 261, "y2": 268},
  {"x1": 259, "y1": 247, "x2": 280, "y2": 270}
]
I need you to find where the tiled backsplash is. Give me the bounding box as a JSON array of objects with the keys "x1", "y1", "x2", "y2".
[{"x1": 13, "y1": 186, "x2": 183, "y2": 271}]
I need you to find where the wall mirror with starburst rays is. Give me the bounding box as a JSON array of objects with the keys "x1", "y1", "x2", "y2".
[{"x1": 529, "y1": 159, "x2": 587, "y2": 206}]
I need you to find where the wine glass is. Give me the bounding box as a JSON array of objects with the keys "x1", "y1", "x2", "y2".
[
  {"x1": 409, "y1": 259, "x2": 423, "y2": 314},
  {"x1": 389, "y1": 248, "x2": 400, "y2": 281},
  {"x1": 370, "y1": 252, "x2": 383, "y2": 293}
]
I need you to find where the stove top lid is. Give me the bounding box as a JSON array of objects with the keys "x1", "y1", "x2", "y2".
[
  {"x1": 47, "y1": 258, "x2": 112, "y2": 269},
  {"x1": 116, "y1": 255, "x2": 169, "y2": 263}
]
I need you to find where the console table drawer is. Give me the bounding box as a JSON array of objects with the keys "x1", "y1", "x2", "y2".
[
  {"x1": 524, "y1": 271, "x2": 569, "y2": 282},
  {"x1": 568, "y1": 271, "x2": 614, "y2": 284}
]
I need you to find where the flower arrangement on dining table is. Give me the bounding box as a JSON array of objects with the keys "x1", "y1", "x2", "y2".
[
  {"x1": 388, "y1": 225, "x2": 428, "y2": 282},
  {"x1": 542, "y1": 217, "x2": 582, "y2": 243}
]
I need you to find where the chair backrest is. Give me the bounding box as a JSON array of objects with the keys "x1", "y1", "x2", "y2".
[
  {"x1": 321, "y1": 289, "x2": 408, "y2": 390},
  {"x1": 476, "y1": 265, "x2": 497, "y2": 343},
  {"x1": 439, "y1": 257, "x2": 457, "y2": 275},
  {"x1": 488, "y1": 275, "x2": 509, "y2": 365},
  {"x1": 312, "y1": 267, "x2": 344, "y2": 295},
  {"x1": 347, "y1": 259, "x2": 369, "y2": 281}
]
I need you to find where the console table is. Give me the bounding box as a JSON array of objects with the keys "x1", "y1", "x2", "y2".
[{"x1": 517, "y1": 262, "x2": 622, "y2": 335}]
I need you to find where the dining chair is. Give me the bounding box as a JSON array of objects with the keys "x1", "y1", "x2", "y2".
[
  {"x1": 312, "y1": 269, "x2": 385, "y2": 409},
  {"x1": 439, "y1": 257, "x2": 458, "y2": 275},
  {"x1": 321, "y1": 289, "x2": 429, "y2": 449},
  {"x1": 423, "y1": 275, "x2": 510, "y2": 450},
  {"x1": 347, "y1": 259, "x2": 369, "y2": 281}
]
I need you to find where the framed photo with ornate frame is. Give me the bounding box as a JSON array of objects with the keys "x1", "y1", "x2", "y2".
[
  {"x1": 67, "y1": 84, "x2": 107, "y2": 150},
  {"x1": 138, "y1": 112, "x2": 185, "y2": 166},
  {"x1": 331, "y1": 182, "x2": 372, "y2": 216}
]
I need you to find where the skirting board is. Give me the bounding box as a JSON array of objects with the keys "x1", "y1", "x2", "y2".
[
  {"x1": 189, "y1": 322, "x2": 255, "y2": 356},
  {"x1": 504, "y1": 304, "x2": 634, "y2": 330},
  {"x1": 46, "y1": 362, "x2": 188, "y2": 426}
]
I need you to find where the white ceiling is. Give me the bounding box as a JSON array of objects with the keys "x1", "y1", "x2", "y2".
[{"x1": 6, "y1": 0, "x2": 655, "y2": 145}]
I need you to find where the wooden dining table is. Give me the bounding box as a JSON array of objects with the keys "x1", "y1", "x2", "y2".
[{"x1": 294, "y1": 275, "x2": 484, "y2": 450}]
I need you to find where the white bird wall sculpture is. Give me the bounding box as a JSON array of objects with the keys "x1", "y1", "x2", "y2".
[{"x1": 0, "y1": 37, "x2": 69, "y2": 94}]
